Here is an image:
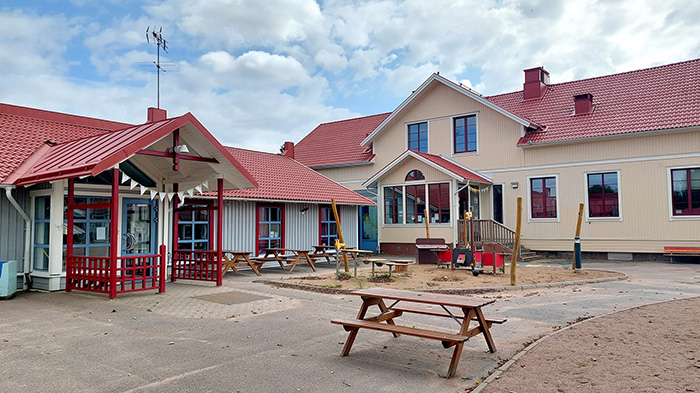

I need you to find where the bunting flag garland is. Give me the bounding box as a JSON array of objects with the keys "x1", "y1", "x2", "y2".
[{"x1": 117, "y1": 169, "x2": 215, "y2": 203}]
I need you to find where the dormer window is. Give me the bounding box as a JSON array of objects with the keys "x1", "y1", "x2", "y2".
[{"x1": 405, "y1": 170, "x2": 425, "y2": 181}]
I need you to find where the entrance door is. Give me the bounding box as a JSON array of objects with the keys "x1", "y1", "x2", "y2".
[
  {"x1": 122, "y1": 198, "x2": 157, "y2": 256},
  {"x1": 492, "y1": 184, "x2": 503, "y2": 224},
  {"x1": 359, "y1": 205, "x2": 378, "y2": 252}
]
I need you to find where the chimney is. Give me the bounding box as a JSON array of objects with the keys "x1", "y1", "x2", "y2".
[
  {"x1": 573, "y1": 93, "x2": 593, "y2": 115},
  {"x1": 147, "y1": 107, "x2": 167, "y2": 122},
  {"x1": 282, "y1": 141, "x2": 294, "y2": 159},
  {"x1": 523, "y1": 67, "x2": 550, "y2": 100}
]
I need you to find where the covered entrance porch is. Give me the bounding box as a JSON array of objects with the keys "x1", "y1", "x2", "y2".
[{"x1": 12, "y1": 110, "x2": 256, "y2": 298}]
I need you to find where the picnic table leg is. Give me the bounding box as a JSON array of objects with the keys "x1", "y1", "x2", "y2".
[
  {"x1": 341, "y1": 297, "x2": 380, "y2": 356},
  {"x1": 474, "y1": 307, "x2": 497, "y2": 353},
  {"x1": 287, "y1": 254, "x2": 300, "y2": 273},
  {"x1": 244, "y1": 255, "x2": 261, "y2": 276},
  {"x1": 303, "y1": 252, "x2": 317, "y2": 272},
  {"x1": 371, "y1": 262, "x2": 376, "y2": 278},
  {"x1": 446, "y1": 342, "x2": 464, "y2": 378}
]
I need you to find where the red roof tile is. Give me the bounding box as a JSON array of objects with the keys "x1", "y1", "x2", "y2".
[
  {"x1": 0, "y1": 103, "x2": 131, "y2": 183},
  {"x1": 486, "y1": 58, "x2": 700, "y2": 145},
  {"x1": 294, "y1": 113, "x2": 390, "y2": 167},
  {"x1": 224, "y1": 147, "x2": 375, "y2": 205},
  {"x1": 411, "y1": 150, "x2": 492, "y2": 183}
]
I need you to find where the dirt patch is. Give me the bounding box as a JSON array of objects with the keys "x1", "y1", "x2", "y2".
[
  {"x1": 269, "y1": 264, "x2": 623, "y2": 292},
  {"x1": 478, "y1": 296, "x2": 700, "y2": 393}
]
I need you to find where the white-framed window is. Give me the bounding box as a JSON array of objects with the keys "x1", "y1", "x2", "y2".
[
  {"x1": 383, "y1": 177, "x2": 451, "y2": 225},
  {"x1": 452, "y1": 112, "x2": 478, "y2": 155},
  {"x1": 585, "y1": 171, "x2": 621, "y2": 221},
  {"x1": 668, "y1": 166, "x2": 700, "y2": 219},
  {"x1": 527, "y1": 174, "x2": 559, "y2": 222},
  {"x1": 406, "y1": 122, "x2": 428, "y2": 153}
]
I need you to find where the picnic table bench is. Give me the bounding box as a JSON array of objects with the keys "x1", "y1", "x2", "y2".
[
  {"x1": 311, "y1": 245, "x2": 337, "y2": 263},
  {"x1": 361, "y1": 258, "x2": 411, "y2": 278},
  {"x1": 331, "y1": 287, "x2": 505, "y2": 378},
  {"x1": 258, "y1": 248, "x2": 317, "y2": 273},
  {"x1": 221, "y1": 251, "x2": 264, "y2": 276}
]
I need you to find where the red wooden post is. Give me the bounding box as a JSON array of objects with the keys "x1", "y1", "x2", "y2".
[
  {"x1": 159, "y1": 244, "x2": 167, "y2": 293},
  {"x1": 66, "y1": 178, "x2": 75, "y2": 293},
  {"x1": 216, "y1": 177, "x2": 223, "y2": 286},
  {"x1": 109, "y1": 167, "x2": 119, "y2": 299},
  {"x1": 171, "y1": 183, "x2": 179, "y2": 282}
]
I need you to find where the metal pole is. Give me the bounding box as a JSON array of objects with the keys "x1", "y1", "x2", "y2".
[{"x1": 574, "y1": 236, "x2": 582, "y2": 272}]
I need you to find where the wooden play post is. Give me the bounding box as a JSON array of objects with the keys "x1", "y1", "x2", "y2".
[
  {"x1": 424, "y1": 208, "x2": 430, "y2": 238},
  {"x1": 573, "y1": 203, "x2": 584, "y2": 270},
  {"x1": 510, "y1": 197, "x2": 522, "y2": 286},
  {"x1": 331, "y1": 199, "x2": 350, "y2": 272}
]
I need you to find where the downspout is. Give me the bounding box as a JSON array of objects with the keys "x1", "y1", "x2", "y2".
[{"x1": 2, "y1": 185, "x2": 32, "y2": 289}]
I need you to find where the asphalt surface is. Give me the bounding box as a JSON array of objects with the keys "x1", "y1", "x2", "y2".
[{"x1": 1, "y1": 260, "x2": 699, "y2": 393}]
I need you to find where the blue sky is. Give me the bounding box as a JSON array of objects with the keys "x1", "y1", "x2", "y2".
[{"x1": 2, "y1": 0, "x2": 699, "y2": 153}]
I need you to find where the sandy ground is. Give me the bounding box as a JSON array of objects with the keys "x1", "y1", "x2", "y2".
[
  {"x1": 478, "y1": 296, "x2": 700, "y2": 393},
  {"x1": 279, "y1": 263, "x2": 623, "y2": 291}
]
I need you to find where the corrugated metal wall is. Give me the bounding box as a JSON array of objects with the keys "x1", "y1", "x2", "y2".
[
  {"x1": 219, "y1": 200, "x2": 360, "y2": 252},
  {"x1": 0, "y1": 187, "x2": 29, "y2": 272}
]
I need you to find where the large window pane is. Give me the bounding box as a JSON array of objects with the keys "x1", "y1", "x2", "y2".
[
  {"x1": 531, "y1": 177, "x2": 557, "y2": 218},
  {"x1": 672, "y1": 168, "x2": 700, "y2": 215},
  {"x1": 588, "y1": 172, "x2": 619, "y2": 217},
  {"x1": 406, "y1": 185, "x2": 426, "y2": 223},
  {"x1": 383, "y1": 186, "x2": 403, "y2": 224},
  {"x1": 428, "y1": 183, "x2": 450, "y2": 223}
]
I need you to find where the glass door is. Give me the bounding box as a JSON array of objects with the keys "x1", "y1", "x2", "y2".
[{"x1": 122, "y1": 198, "x2": 157, "y2": 256}]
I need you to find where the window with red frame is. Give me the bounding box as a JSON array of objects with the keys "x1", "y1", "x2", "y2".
[
  {"x1": 531, "y1": 177, "x2": 557, "y2": 218},
  {"x1": 405, "y1": 185, "x2": 426, "y2": 223},
  {"x1": 405, "y1": 170, "x2": 425, "y2": 181},
  {"x1": 319, "y1": 205, "x2": 338, "y2": 246},
  {"x1": 257, "y1": 204, "x2": 283, "y2": 254},
  {"x1": 407, "y1": 122, "x2": 428, "y2": 152},
  {"x1": 671, "y1": 168, "x2": 700, "y2": 216},
  {"x1": 383, "y1": 186, "x2": 403, "y2": 224},
  {"x1": 454, "y1": 115, "x2": 477, "y2": 153},
  {"x1": 587, "y1": 173, "x2": 619, "y2": 218},
  {"x1": 428, "y1": 183, "x2": 450, "y2": 223}
]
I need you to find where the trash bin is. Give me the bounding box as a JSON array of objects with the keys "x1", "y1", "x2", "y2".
[{"x1": 0, "y1": 260, "x2": 18, "y2": 297}]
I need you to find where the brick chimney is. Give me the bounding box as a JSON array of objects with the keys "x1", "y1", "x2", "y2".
[
  {"x1": 147, "y1": 107, "x2": 167, "y2": 122},
  {"x1": 282, "y1": 141, "x2": 294, "y2": 159},
  {"x1": 573, "y1": 93, "x2": 593, "y2": 115},
  {"x1": 523, "y1": 67, "x2": 550, "y2": 100}
]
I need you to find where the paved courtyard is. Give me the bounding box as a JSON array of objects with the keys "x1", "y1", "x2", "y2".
[{"x1": 1, "y1": 260, "x2": 699, "y2": 392}]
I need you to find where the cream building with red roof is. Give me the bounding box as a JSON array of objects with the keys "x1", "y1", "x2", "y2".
[{"x1": 294, "y1": 59, "x2": 700, "y2": 260}]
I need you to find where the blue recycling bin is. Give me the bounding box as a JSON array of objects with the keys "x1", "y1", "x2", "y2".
[{"x1": 0, "y1": 260, "x2": 18, "y2": 297}]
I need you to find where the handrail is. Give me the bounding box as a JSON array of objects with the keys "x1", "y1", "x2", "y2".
[{"x1": 458, "y1": 219, "x2": 517, "y2": 251}]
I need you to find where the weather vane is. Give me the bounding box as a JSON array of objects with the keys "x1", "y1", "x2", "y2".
[{"x1": 146, "y1": 26, "x2": 168, "y2": 109}]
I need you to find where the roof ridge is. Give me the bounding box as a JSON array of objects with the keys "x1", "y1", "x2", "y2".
[
  {"x1": 225, "y1": 145, "x2": 284, "y2": 157},
  {"x1": 0, "y1": 102, "x2": 132, "y2": 129},
  {"x1": 487, "y1": 57, "x2": 700, "y2": 99}
]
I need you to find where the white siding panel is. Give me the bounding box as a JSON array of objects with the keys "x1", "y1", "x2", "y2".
[
  {"x1": 285, "y1": 203, "x2": 319, "y2": 250},
  {"x1": 222, "y1": 200, "x2": 257, "y2": 252},
  {"x1": 340, "y1": 205, "x2": 359, "y2": 248}
]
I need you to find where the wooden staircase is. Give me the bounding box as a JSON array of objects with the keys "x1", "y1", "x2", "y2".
[{"x1": 457, "y1": 219, "x2": 542, "y2": 263}]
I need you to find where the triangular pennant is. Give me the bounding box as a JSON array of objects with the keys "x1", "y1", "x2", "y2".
[
  {"x1": 150, "y1": 190, "x2": 158, "y2": 200},
  {"x1": 140, "y1": 185, "x2": 148, "y2": 195},
  {"x1": 195, "y1": 185, "x2": 203, "y2": 194},
  {"x1": 187, "y1": 188, "x2": 194, "y2": 197},
  {"x1": 177, "y1": 191, "x2": 185, "y2": 200},
  {"x1": 159, "y1": 192, "x2": 167, "y2": 201},
  {"x1": 167, "y1": 192, "x2": 174, "y2": 201},
  {"x1": 121, "y1": 172, "x2": 131, "y2": 184},
  {"x1": 202, "y1": 180, "x2": 209, "y2": 189},
  {"x1": 130, "y1": 179, "x2": 138, "y2": 190}
]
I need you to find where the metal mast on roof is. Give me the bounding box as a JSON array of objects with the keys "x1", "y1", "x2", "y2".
[{"x1": 146, "y1": 26, "x2": 168, "y2": 109}]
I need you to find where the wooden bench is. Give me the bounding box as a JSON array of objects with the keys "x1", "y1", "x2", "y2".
[
  {"x1": 392, "y1": 305, "x2": 507, "y2": 326},
  {"x1": 663, "y1": 246, "x2": 700, "y2": 262},
  {"x1": 361, "y1": 258, "x2": 410, "y2": 278},
  {"x1": 331, "y1": 318, "x2": 467, "y2": 348}
]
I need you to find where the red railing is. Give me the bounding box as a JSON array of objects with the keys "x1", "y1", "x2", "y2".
[
  {"x1": 171, "y1": 249, "x2": 221, "y2": 283},
  {"x1": 66, "y1": 245, "x2": 167, "y2": 298}
]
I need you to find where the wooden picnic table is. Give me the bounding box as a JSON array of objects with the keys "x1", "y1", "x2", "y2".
[
  {"x1": 260, "y1": 248, "x2": 317, "y2": 273},
  {"x1": 221, "y1": 251, "x2": 263, "y2": 276},
  {"x1": 361, "y1": 258, "x2": 411, "y2": 278},
  {"x1": 334, "y1": 248, "x2": 374, "y2": 277},
  {"x1": 311, "y1": 245, "x2": 337, "y2": 263},
  {"x1": 331, "y1": 287, "x2": 505, "y2": 378}
]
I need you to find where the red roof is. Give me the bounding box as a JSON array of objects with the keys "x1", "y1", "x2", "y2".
[
  {"x1": 224, "y1": 147, "x2": 375, "y2": 205},
  {"x1": 11, "y1": 113, "x2": 257, "y2": 190},
  {"x1": 0, "y1": 103, "x2": 131, "y2": 183},
  {"x1": 486, "y1": 58, "x2": 700, "y2": 145},
  {"x1": 294, "y1": 113, "x2": 390, "y2": 168},
  {"x1": 411, "y1": 150, "x2": 491, "y2": 183}
]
